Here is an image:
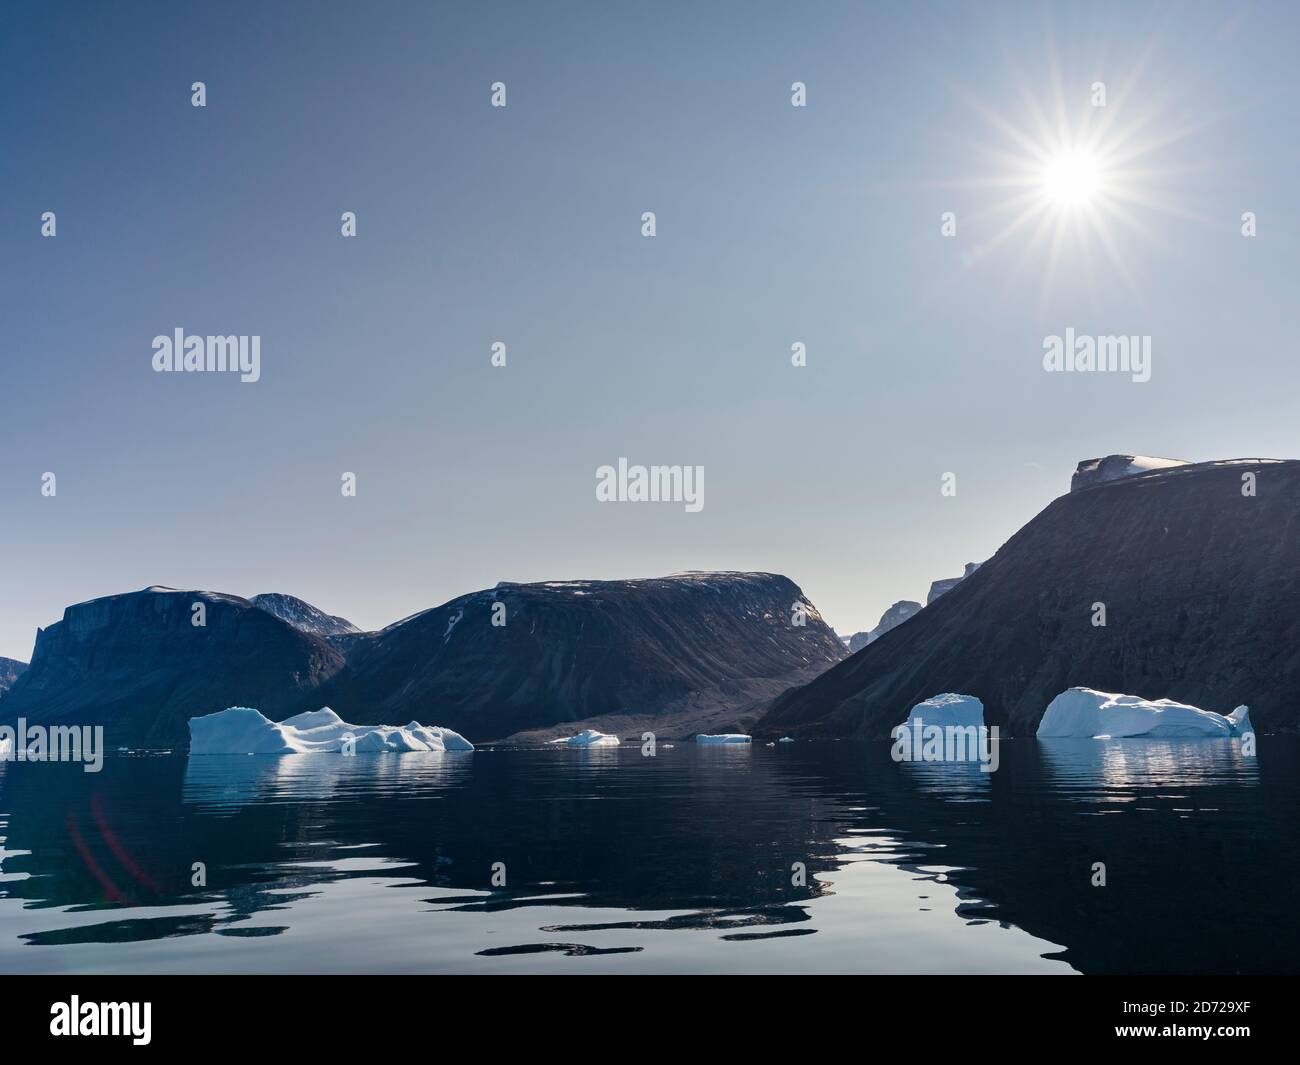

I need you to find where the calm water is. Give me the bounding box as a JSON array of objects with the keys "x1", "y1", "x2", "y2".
[{"x1": 1, "y1": 738, "x2": 1296, "y2": 974}]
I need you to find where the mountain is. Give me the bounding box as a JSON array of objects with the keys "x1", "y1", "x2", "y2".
[
  {"x1": 760, "y1": 459, "x2": 1300, "y2": 738},
  {"x1": 250, "y1": 593, "x2": 360, "y2": 639},
  {"x1": 0, "y1": 657, "x2": 27, "y2": 699},
  {"x1": 303, "y1": 572, "x2": 847, "y2": 742},
  {"x1": 926, "y1": 562, "x2": 981, "y2": 604},
  {"x1": 1071, "y1": 454, "x2": 1189, "y2": 492},
  {"x1": 1, "y1": 573, "x2": 845, "y2": 747},
  {"x1": 843, "y1": 600, "x2": 923, "y2": 653},
  {"x1": 0, "y1": 588, "x2": 345, "y2": 746}
]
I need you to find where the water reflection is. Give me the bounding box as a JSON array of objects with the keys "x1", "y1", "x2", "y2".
[
  {"x1": 183, "y1": 752, "x2": 474, "y2": 812},
  {"x1": 1037, "y1": 737, "x2": 1260, "y2": 795},
  {"x1": 896, "y1": 757, "x2": 992, "y2": 802},
  {"x1": 0, "y1": 739, "x2": 1295, "y2": 973}
]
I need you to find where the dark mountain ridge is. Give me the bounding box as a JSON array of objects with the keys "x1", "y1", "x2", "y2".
[
  {"x1": 0, "y1": 588, "x2": 344, "y2": 746},
  {"x1": 303, "y1": 572, "x2": 846, "y2": 741},
  {"x1": 761, "y1": 459, "x2": 1300, "y2": 737},
  {"x1": 2, "y1": 573, "x2": 845, "y2": 746}
]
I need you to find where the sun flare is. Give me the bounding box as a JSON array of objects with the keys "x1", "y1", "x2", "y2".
[
  {"x1": 1040, "y1": 148, "x2": 1103, "y2": 206},
  {"x1": 936, "y1": 65, "x2": 1205, "y2": 305}
]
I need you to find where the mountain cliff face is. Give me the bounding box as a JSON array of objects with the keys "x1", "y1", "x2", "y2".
[
  {"x1": 305, "y1": 572, "x2": 846, "y2": 742},
  {"x1": 1071, "y1": 454, "x2": 1189, "y2": 492},
  {"x1": 250, "y1": 593, "x2": 360, "y2": 638},
  {"x1": 0, "y1": 657, "x2": 27, "y2": 699},
  {"x1": 0, "y1": 588, "x2": 345, "y2": 746},
  {"x1": 761, "y1": 460, "x2": 1300, "y2": 738},
  {"x1": 926, "y1": 562, "x2": 981, "y2": 604},
  {"x1": 845, "y1": 600, "x2": 923, "y2": 653}
]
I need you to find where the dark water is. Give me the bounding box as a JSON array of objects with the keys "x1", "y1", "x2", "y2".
[{"x1": 1, "y1": 738, "x2": 1296, "y2": 974}]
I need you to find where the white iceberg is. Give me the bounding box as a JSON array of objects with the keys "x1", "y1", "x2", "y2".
[
  {"x1": 696, "y1": 734, "x2": 752, "y2": 744},
  {"x1": 1036, "y1": 688, "x2": 1253, "y2": 739},
  {"x1": 900, "y1": 693, "x2": 986, "y2": 730},
  {"x1": 550, "y1": 728, "x2": 620, "y2": 748},
  {"x1": 188, "y1": 706, "x2": 474, "y2": 755},
  {"x1": 777, "y1": 736, "x2": 795, "y2": 743}
]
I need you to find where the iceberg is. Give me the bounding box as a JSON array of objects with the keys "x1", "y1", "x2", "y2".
[
  {"x1": 188, "y1": 706, "x2": 474, "y2": 755},
  {"x1": 901, "y1": 693, "x2": 986, "y2": 730},
  {"x1": 1036, "y1": 688, "x2": 1253, "y2": 739},
  {"x1": 696, "y1": 734, "x2": 752, "y2": 744},
  {"x1": 551, "y1": 728, "x2": 620, "y2": 748}
]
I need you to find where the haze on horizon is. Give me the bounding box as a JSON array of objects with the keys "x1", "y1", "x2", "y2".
[{"x1": 3, "y1": 0, "x2": 1300, "y2": 661}]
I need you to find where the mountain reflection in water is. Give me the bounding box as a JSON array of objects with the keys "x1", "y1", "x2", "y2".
[{"x1": 0, "y1": 737, "x2": 1294, "y2": 973}]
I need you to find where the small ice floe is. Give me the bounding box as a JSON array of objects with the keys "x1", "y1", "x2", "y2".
[
  {"x1": 764, "y1": 742, "x2": 776, "y2": 747},
  {"x1": 550, "y1": 728, "x2": 620, "y2": 748},
  {"x1": 188, "y1": 706, "x2": 474, "y2": 754},
  {"x1": 696, "y1": 734, "x2": 752, "y2": 744},
  {"x1": 1036, "y1": 688, "x2": 1252, "y2": 739}
]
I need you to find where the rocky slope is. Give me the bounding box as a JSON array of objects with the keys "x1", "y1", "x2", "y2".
[
  {"x1": 0, "y1": 588, "x2": 345, "y2": 746},
  {"x1": 250, "y1": 592, "x2": 360, "y2": 638},
  {"x1": 761, "y1": 460, "x2": 1300, "y2": 737},
  {"x1": 0, "y1": 657, "x2": 27, "y2": 699},
  {"x1": 305, "y1": 572, "x2": 846, "y2": 742},
  {"x1": 844, "y1": 600, "x2": 923, "y2": 653}
]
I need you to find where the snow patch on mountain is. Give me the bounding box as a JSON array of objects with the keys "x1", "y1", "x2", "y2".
[{"x1": 1070, "y1": 454, "x2": 1190, "y2": 492}]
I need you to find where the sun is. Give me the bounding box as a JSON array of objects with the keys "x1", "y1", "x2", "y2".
[
  {"x1": 1040, "y1": 147, "x2": 1103, "y2": 207},
  {"x1": 929, "y1": 64, "x2": 1206, "y2": 305}
]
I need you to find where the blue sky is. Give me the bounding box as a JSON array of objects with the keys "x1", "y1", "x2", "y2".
[{"x1": 3, "y1": 1, "x2": 1299, "y2": 659}]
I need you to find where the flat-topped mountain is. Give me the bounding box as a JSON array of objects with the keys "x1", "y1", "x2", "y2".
[
  {"x1": 1071, "y1": 454, "x2": 1189, "y2": 492},
  {"x1": 0, "y1": 588, "x2": 345, "y2": 746},
  {"x1": 1, "y1": 573, "x2": 845, "y2": 746},
  {"x1": 306, "y1": 571, "x2": 846, "y2": 741},
  {"x1": 761, "y1": 459, "x2": 1300, "y2": 737}
]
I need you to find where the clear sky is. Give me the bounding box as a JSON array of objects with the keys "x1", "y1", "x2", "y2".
[{"x1": 3, "y1": 0, "x2": 1298, "y2": 660}]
